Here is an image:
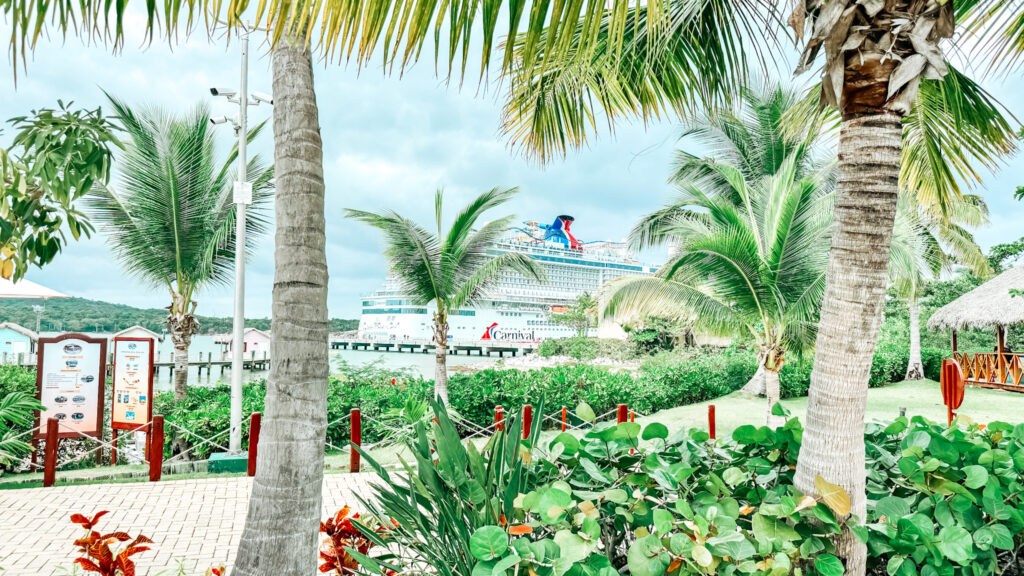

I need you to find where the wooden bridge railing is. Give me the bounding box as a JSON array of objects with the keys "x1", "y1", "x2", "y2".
[{"x1": 952, "y1": 351, "x2": 1024, "y2": 391}]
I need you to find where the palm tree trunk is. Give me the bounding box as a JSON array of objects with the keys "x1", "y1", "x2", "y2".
[
  {"x1": 764, "y1": 368, "x2": 783, "y2": 428},
  {"x1": 172, "y1": 337, "x2": 189, "y2": 402},
  {"x1": 167, "y1": 315, "x2": 195, "y2": 402},
  {"x1": 741, "y1": 364, "x2": 766, "y2": 395},
  {"x1": 794, "y1": 113, "x2": 903, "y2": 575},
  {"x1": 434, "y1": 314, "x2": 449, "y2": 404},
  {"x1": 905, "y1": 298, "x2": 924, "y2": 380},
  {"x1": 234, "y1": 35, "x2": 330, "y2": 576}
]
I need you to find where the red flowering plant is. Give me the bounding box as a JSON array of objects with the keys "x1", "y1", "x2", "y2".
[
  {"x1": 68, "y1": 511, "x2": 153, "y2": 576},
  {"x1": 319, "y1": 506, "x2": 396, "y2": 575}
]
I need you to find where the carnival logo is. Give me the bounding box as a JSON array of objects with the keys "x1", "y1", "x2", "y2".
[
  {"x1": 481, "y1": 322, "x2": 498, "y2": 339},
  {"x1": 482, "y1": 323, "x2": 535, "y2": 341}
]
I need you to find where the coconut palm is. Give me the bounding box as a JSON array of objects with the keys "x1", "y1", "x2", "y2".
[
  {"x1": 0, "y1": 391, "x2": 43, "y2": 465},
  {"x1": 605, "y1": 86, "x2": 836, "y2": 426},
  {"x1": 502, "y1": 14, "x2": 1018, "y2": 572},
  {"x1": 346, "y1": 187, "x2": 545, "y2": 404},
  {"x1": 89, "y1": 97, "x2": 273, "y2": 402},
  {"x1": 889, "y1": 193, "x2": 992, "y2": 380}
]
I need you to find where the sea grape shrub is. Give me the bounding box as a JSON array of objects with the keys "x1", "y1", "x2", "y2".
[
  {"x1": 862, "y1": 417, "x2": 1024, "y2": 576},
  {"x1": 68, "y1": 511, "x2": 154, "y2": 576},
  {"x1": 351, "y1": 401, "x2": 858, "y2": 576}
]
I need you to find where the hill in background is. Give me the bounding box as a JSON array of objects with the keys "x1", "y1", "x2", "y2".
[{"x1": 0, "y1": 297, "x2": 358, "y2": 334}]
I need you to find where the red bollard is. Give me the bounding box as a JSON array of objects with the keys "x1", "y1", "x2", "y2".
[
  {"x1": 522, "y1": 405, "x2": 533, "y2": 440},
  {"x1": 617, "y1": 404, "x2": 628, "y2": 424},
  {"x1": 43, "y1": 418, "x2": 59, "y2": 487},
  {"x1": 561, "y1": 406, "x2": 567, "y2": 432},
  {"x1": 149, "y1": 416, "x2": 164, "y2": 482},
  {"x1": 350, "y1": 409, "x2": 361, "y2": 474},
  {"x1": 247, "y1": 413, "x2": 262, "y2": 477},
  {"x1": 630, "y1": 410, "x2": 635, "y2": 423},
  {"x1": 708, "y1": 405, "x2": 717, "y2": 440},
  {"x1": 495, "y1": 406, "x2": 505, "y2": 431}
]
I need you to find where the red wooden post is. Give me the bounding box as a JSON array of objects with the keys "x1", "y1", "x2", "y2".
[
  {"x1": 495, "y1": 406, "x2": 504, "y2": 431},
  {"x1": 350, "y1": 409, "x2": 361, "y2": 474},
  {"x1": 617, "y1": 404, "x2": 628, "y2": 424},
  {"x1": 149, "y1": 416, "x2": 164, "y2": 482},
  {"x1": 111, "y1": 429, "x2": 118, "y2": 466},
  {"x1": 247, "y1": 413, "x2": 262, "y2": 477},
  {"x1": 629, "y1": 410, "x2": 635, "y2": 423},
  {"x1": 43, "y1": 418, "x2": 59, "y2": 488},
  {"x1": 522, "y1": 405, "x2": 533, "y2": 440},
  {"x1": 31, "y1": 438, "x2": 39, "y2": 467},
  {"x1": 561, "y1": 406, "x2": 567, "y2": 432},
  {"x1": 708, "y1": 405, "x2": 717, "y2": 440}
]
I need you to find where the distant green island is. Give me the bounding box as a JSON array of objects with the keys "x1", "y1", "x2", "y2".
[{"x1": 0, "y1": 297, "x2": 359, "y2": 334}]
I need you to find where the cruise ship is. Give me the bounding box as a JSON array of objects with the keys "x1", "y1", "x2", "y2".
[{"x1": 358, "y1": 216, "x2": 657, "y2": 342}]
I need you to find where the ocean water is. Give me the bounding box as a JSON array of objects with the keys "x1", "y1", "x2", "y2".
[{"x1": 151, "y1": 334, "x2": 491, "y2": 392}]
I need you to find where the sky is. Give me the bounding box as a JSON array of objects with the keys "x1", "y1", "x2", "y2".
[{"x1": 2, "y1": 12, "x2": 1022, "y2": 319}]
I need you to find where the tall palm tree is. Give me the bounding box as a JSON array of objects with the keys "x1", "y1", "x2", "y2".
[
  {"x1": 889, "y1": 193, "x2": 992, "y2": 379},
  {"x1": 89, "y1": 97, "x2": 273, "y2": 401},
  {"x1": 605, "y1": 85, "x2": 836, "y2": 426},
  {"x1": 233, "y1": 35, "x2": 332, "y2": 576},
  {"x1": 346, "y1": 188, "x2": 545, "y2": 404},
  {"x1": 501, "y1": 14, "x2": 1018, "y2": 573}
]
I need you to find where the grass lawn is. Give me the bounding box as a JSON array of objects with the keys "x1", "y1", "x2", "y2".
[
  {"x1": 638, "y1": 379, "x2": 1024, "y2": 436},
  {"x1": 4, "y1": 379, "x2": 1022, "y2": 489}
]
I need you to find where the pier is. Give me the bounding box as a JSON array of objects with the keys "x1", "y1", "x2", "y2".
[
  {"x1": 329, "y1": 335, "x2": 535, "y2": 357},
  {"x1": 1, "y1": 350, "x2": 270, "y2": 375}
]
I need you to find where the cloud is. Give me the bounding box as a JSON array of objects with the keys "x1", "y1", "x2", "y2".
[{"x1": 3, "y1": 12, "x2": 1022, "y2": 322}]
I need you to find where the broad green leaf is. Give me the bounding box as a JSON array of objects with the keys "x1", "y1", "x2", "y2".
[
  {"x1": 470, "y1": 526, "x2": 509, "y2": 560},
  {"x1": 706, "y1": 531, "x2": 755, "y2": 560},
  {"x1": 576, "y1": 401, "x2": 596, "y2": 423},
  {"x1": 814, "y1": 554, "x2": 844, "y2": 576},
  {"x1": 874, "y1": 496, "x2": 910, "y2": 524},
  {"x1": 937, "y1": 525, "x2": 973, "y2": 565},
  {"x1": 642, "y1": 422, "x2": 669, "y2": 441},
  {"x1": 962, "y1": 465, "x2": 988, "y2": 489}
]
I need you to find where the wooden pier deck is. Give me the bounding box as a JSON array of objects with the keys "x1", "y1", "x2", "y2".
[{"x1": 329, "y1": 336, "x2": 535, "y2": 357}]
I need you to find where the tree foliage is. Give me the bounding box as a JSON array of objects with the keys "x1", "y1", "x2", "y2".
[
  {"x1": 0, "y1": 102, "x2": 120, "y2": 281},
  {"x1": 550, "y1": 292, "x2": 597, "y2": 337}
]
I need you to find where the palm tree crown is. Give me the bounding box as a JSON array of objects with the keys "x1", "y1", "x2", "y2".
[
  {"x1": 346, "y1": 187, "x2": 545, "y2": 402},
  {"x1": 604, "y1": 87, "x2": 836, "y2": 423}
]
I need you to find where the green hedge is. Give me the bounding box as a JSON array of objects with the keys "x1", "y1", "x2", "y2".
[{"x1": 4, "y1": 339, "x2": 947, "y2": 462}]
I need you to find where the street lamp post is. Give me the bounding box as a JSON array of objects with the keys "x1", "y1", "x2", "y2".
[{"x1": 210, "y1": 22, "x2": 272, "y2": 454}]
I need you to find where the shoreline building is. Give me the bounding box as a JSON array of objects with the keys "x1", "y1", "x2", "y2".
[{"x1": 358, "y1": 216, "x2": 658, "y2": 342}]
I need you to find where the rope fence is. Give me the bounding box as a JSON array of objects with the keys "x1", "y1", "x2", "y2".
[{"x1": 25, "y1": 401, "x2": 721, "y2": 486}]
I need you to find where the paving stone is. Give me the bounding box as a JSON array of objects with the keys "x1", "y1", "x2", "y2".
[{"x1": 0, "y1": 473, "x2": 377, "y2": 576}]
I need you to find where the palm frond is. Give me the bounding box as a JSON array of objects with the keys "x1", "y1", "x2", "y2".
[
  {"x1": 88, "y1": 97, "x2": 273, "y2": 301},
  {"x1": 600, "y1": 275, "x2": 740, "y2": 337},
  {"x1": 344, "y1": 209, "x2": 443, "y2": 306},
  {"x1": 449, "y1": 251, "x2": 545, "y2": 310}
]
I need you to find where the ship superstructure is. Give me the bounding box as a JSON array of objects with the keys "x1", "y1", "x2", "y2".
[{"x1": 357, "y1": 216, "x2": 656, "y2": 341}]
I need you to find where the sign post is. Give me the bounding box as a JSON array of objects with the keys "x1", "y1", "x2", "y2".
[
  {"x1": 111, "y1": 337, "x2": 155, "y2": 434},
  {"x1": 34, "y1": 333, "x2": 107, "y2": 441}
]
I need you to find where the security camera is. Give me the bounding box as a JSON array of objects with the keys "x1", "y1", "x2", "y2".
[
  {"x1": 210, "y1": 87, "x2": 237, "y2": 98},
  {"x1": 252, "y1": 92, "x2": 274, "y2": 105},
  {"x1": 209, "y1": 115, "x2": 232, "y2": 125}
]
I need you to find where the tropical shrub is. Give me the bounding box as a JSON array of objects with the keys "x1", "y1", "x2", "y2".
[
  {"x1": 536, "y1": 337, "x2": 636, "y2": 361},
  {"x1": 348, "y1": 408, "x2": 1024, "y2": 576},
  {"x1": 68, "y1": 510, "x2": 154, "y2": 575},
  {"x1": 348, "y1": 401, "x2": 855, "y2": 576}
]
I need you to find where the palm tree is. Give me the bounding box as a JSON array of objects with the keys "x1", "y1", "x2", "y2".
[
  {"x1": 889, "y1": 193, "x2": 992, "y2": 380},
  {"x1": 233, "y1": 36, "x2": 333, "y2": 575},
  {"x1": 502, "y1": 16, "x2": 1018, "y2": 572},
  {"x1": 89, "y1": 97, "x2": 273, "y2": 402},
  {"x1": 346, "y1": 187, "x2": 545, "y2": 404},
  {"x1": 604, "y1": 86, "x2": 836, "y2": 426}
]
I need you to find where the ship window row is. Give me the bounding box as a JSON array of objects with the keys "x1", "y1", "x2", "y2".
[{"x1": 364, "y1": 308, "x2": 428, "y2": 315}]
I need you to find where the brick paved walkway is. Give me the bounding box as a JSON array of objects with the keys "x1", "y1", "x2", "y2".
[{"x1": 0, "y1": 473, "x2": 379, "y2": 576}]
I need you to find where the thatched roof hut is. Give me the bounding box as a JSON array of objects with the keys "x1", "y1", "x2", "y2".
[{"x1": 928, "y1": 266, "x2": 1024, "y2": 331}]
